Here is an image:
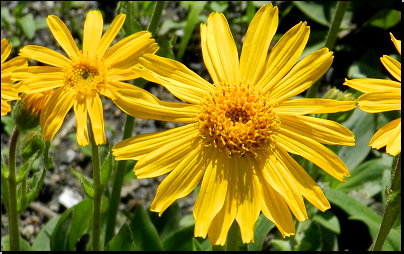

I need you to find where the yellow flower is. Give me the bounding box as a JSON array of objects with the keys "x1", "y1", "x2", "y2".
[
  {"x1": 112, "y1": 4, "x2": 355, "y2": 245},
  {"x1": 344, "y1": 33, "x2": 401, "y2": 156},
  {"x1": 1, "y1": 38, "x2": 27, "y2": 116},
  {"x1": 12, "y1": 10, "x2": 158, "y2": 146}
]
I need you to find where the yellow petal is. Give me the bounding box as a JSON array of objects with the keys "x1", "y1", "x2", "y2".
[
  {"x1": 194, "y1": 149, "x2": 228, "y2": 238},
  {"x1": 12, "y1": 66, "x2": 65, "y2": 93},
  {"x1": 135, "y1": 54, "x2": 214, "y2": 104},
  {"x1": 41, "y1": 86, "x2": 75, "y2": 142},
  {"x1": 104, "y1": 31, "x2": 158, "y2": 69},
  {"x1": 134, "y1": 132, "x2": 201, "y2": 178},
  {"x1": 96, "y1": 14, "x2": 125, "y2": 57},
  {"x1": 83, "y1": 11, "x2": 103, "y2": 57},
  {"x1": 47, "y1": 15, "x2": 80, "y2": 60},
  {"x1": 357, "y1": 91, "x2": 401, "y2": 113},
  {"x1": 1, "y1": 84, "x2": 21, "y2": 100},
  {"x1": 19, "y1": 45, "x2": 70, "y2": 68},
  {"x1": 2, "y1": 56, "x2": 27, "y2": 83},
  {"x1": 381, "y1": 55, "x2": 401, "y2": 82},
  {"x1": 280, "y1": 115, "x2": 355, "y2": 146},
  {"x1": 205, "y1": 12, "x2": 239, "y2": 86},
  {"x1": 1, "y1": 38, "x2": 11, "y2": 64},
  {"x1": 113, "y1": 88, "x2": 200, "y2": 123},
  {"x1": 390, "y1": 33, "x2": 401, "y2": 55},
  {"x1": 267, "y1": 48, "x2": 333, "y2": 102},
  {"x1": 276, "y1": 131, "x2": 350, "y2": 182},
  {"x1": 275, "y1": 148, "x2": 330, "y2": 211},
  {"x1": 73, "y1": 97, "x2": 89, "y2": 146},
  {"x1": 107, "y1": 68, "x2": 140, "y2": 82},
  {"x1": 113, "y1": 123, "x2": 199, "y2": 161},
  {"x1": 151, "y1": 143, "x2": 214, "y2": 215},
  {"x1": 274, "y1": 98, "x2": 356, "y2": 115},
  {"x1": 39, "y1": 90, "x2": 54, "y2": 129},
  {"x1": 257, "y1": 22, "x2": 310, "y2": 93},
  {"x1": 86, "y1": 93, "x2": 106, "y2": 145},
  {"x1": 12, "y1": 80, "x2": 64, "y2": 94},
  {"x1": 343, "y1": 78, "x2": 400, "y2": 94},
  {"x1": 369, "y1": 118, "x2": 401, "y2": 156},
  {"x1": 1, "y1": 100, "x2": 11, "y2": 116},
  {"x1": 102, "y1": 80, "x2": 139, "y2": 99},
  {"x1": 239, "y1": 4, "x2": 278, "y2": 86}
]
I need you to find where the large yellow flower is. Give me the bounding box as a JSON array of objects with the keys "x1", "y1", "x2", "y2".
[
  {"x1": 112, "y1": 4, "x2": 355, "y2": 245},
  {"x1": 12, "y1": 10, "x2": 158, "y2": 146},
  {"x1": 1, "y1": 38, "x2": 26, "y2": 116},
  {"x1": 344, "y1": 33, "x2": 401, "y2": 156}
]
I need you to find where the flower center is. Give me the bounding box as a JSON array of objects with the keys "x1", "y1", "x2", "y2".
[
  {"x1": 64, "y1": 52, "x2": 107, "y2": 99},
  {"x1": 198, "y1": 83, "x2": 280, "y2": 157}
]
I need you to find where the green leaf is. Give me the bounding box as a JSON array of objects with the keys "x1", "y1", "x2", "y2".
[
  {"x1": 51, "y1": 209, "x2": 74, "y2": 251},
  {"x1": 105, "y1": 223, "x2": 135, "y2": 251},
  {"x1": 320, "y1": 227, "x2": 339, "y2": 251},
  {"x1": 338, "y1": 106, "x2": 375, "y2": 170},
  {"x1": 177, "y1": 1, "x2": 208, "y2": 61},
  {"x1": 294, "y1": 220, "x2": 322, "y2": 251},
  {"x1": 18, "y1": 167, "x2": 46, "y2": 213},
  {"x1": 1, "y1": 115, "x2": 14, "y2": 136},
  {"x1": 313, "y1": 210, "x2": 341, "y2": 234},
  {"x1": 248, "y1": 214, "x2": 276, "y2": 251},
  {"x1": 100, "y1": 150, "x2": 113, "y2": 191},
  {"x1": 271, "y1": 239, "x2": 292, "y2": 251},
  {"x1": 130, "y1": 205, "x2": 164, "y2": 251},
  {"x1": 156, "y1": 36, "x2": 174, "y2": 60},
  {"x1": 293, "y1": 1, "x2": 354, "y2": 29},
  {"x1": 32, "y1": 215, "x2": 62, "y2": 251},
  {"x1": 149, "y1": 201, "x2": 181, "y2": 240},
  {"x1": 1, "y1": 158, "x2": 9, "y2": 179},
  {"x1": 210, "y1": 1, "x2": 229, "y2": 13},
  {"x1": 17, "y1": 13, "x2": 36, "y2": 39},
  {"x1": 1, "y1": 236, "x2": 33, "y2": 251},
  {"x1": 69, "y1": 166, "x2": 94, "y2": 199},
  {"x1": 162, "y1": 224, "x2": 202, "y2": 251},
  {"x1": 16, "y1": 151, "x2": 39, "y2": 183},
  {"x1": 50, "y1": 199, "x2": 93, "y2": 251},
  {"x1": 325, "y1": 188, "x2": 401, "y2": 251},
  {"x1": 365, "y1": 9, "x2": 401, "y2": 30}
]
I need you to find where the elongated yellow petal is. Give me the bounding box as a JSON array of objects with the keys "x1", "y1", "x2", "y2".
[
  {"x1": 239, "y1": 4, "x2": 278, "y2": 86},
  {"x1": 102, "y1": 80, "x2": 140, "y2": 100},
  {"x1": 113, "y1": 88, "x2": 200, "y2": 123},
  {"x1": 369, "y1": 118, "x2": 401, "y2": 156},
  {"x1": 381, "y1": 55, "x2": 401, "y2": 82},
  {"x1": 390, "y1": 33, "x2": 401, "y2": 55},
  {"x1": 87, "y1": 93, "x2": 106, "y2": 145},
  {"x1": 104, "y1": 31, "x2": 158, "y2": 69},
  {"x1": 39, "y1": 89, "x2": 54, "y2": 129},
  {"x1": 205, "y1": 12, "x2": 239, "y2": 86},
  {"x1": 343, "y1": 78, "x2": 400, "y2": 94},
  {"x1": 12, "y1": 66, "x2": 65, "y2": 93},
  {"x1": 267, "y1": 48, "x2": 333, "y2": 102},
  {"x1": 1, "y1": 100, "x2": 11, "y2": 116},
  {"x1": 274, "y1": 98, "x2": 356, "y2": 115},
  {"x1": 275, "y1": 148, "x2": 330, "y2": 211},
  {"x1": 41, "y1": 86, "x2": 75, "y2": 142},
  {"x1": 20, "y1": 45, "x2": 70, "y2": 68},
  {"x1": 134, "y1": 54, "x2": 214, "y2": 104},
  {"x1": 200, "y1": 24, "x2": 219, "y2": 85},
  {"x1": 96, "y1": 14, "x2": 126, "y2": 57},
  {"x1": 113, "y1": 123, "x2": 198, "y2": 161},
  {"x1": 280, "y1": 115, "x2": 355, "y2": 146},
  {"x1": 73, "y1": 97, "x2": 89, "y2": 146},
  {"x1": 194, "y1": 149, "x2": 228, "y2": 238},
  {"x1": 83, "y1": 11, "x2": 103, "y2": 57},
  {"x1": 276, "y1": 132, "x2": 350, "y2": 182},
  {"x1": 47, "y1": 15, "x2": 80, "y2": 60},
  {"x1": 12, "y1": 80, "x2": 64, "y2": 94},
  {"x1": 257, "y1": 22, "x2": 310, "y2": 93},
  {"x1": 134, "y1": 132, "x2": 201, "y2": 178},
  {"x1": 357, "y1": 91, "x2": 401, "y2": 113},
  {"x1": 1, "y1": 38, "x2": 11, "y2": 64},
  {"x1": 2, "y1": 56, "x2": 27, "y2": 83},
  {"x1": 1, "y1": 84, "x2": 21, "y2": 100},
  {"x1": 151, "y1": 143, "x2": 213, "y2": 215},
  {"x1": 107, "y1": 68, "x2": 140, "y2": 82}
]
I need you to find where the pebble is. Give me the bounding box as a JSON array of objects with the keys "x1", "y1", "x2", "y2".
[
  {"x1": 21, "y1": 225, "x2": 35, "y2": 239},
  {"x1": 58, "y1": 187, "x2": 83, "y2": 209}
]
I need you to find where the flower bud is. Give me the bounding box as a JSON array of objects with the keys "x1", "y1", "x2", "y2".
[{"x1": 11, "y1": 92, "x2": 49, "y2": 131}]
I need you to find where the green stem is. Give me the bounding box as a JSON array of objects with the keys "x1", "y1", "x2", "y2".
[
  {"x1": 90, "y1": 126, "x2": 102, "y2": 251},
  {"x1": 8, "y1": 126, "x2": 20, "y2": 251},
  {"x1": 104, "y1": 1, "x2": 165, "y2": 245},
  {"x1": 370, "y1": 154, "x2": 401, "y2": 251},
  {"x1": 226, "y1": 221, "x2": 248, "y2": 251},
  {"x1": 306, "y1": 1, "x2": 350, "y2": 98}
]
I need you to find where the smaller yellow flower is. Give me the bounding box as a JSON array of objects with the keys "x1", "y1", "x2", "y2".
[
  {"x1": 1, "y1": 38, "x2": 27, "y2": 116},
  {"x1": 344, "y1": 33, "x2": 401, "y2": 156}
]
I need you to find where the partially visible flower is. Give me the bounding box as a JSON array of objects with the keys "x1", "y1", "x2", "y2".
[
  {"x1": 12, "y1": 10, "x2": 159, "y2": 146},
  {"x1": 344, "y1": 33, "x2": 401, "y2": 156},
  {"x1": 1, "y1": 38, "x2": 27, "y2": 116},
  {"x1": 112, "y1": 4, "x2": 355, "y2": 245}
]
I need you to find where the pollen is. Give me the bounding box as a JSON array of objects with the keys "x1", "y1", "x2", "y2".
[
  {"x1": 64, "y1": 52, "x2": 108, "y2": 99},
  {"x1": 198, "y1": 83, "x2": 280, "y2": 157}
]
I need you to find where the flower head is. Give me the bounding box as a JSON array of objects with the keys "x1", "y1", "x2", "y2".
[
  {"x1": 12, "y1": 11, "x2": 158, "y2": 145},
  {"x1": 1, "y1": 38, "x2": 27, "y2": 116},
  {"x1": 112, "y1": 4, "x2": 355, "y2": 245},
  {"x1": 344, "y1": 33, "x2": 401, "y2": 156}
]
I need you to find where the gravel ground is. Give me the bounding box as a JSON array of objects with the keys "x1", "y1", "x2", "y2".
[{"x1": 1, "y1": 1, "x2": 207, "y2": 248}]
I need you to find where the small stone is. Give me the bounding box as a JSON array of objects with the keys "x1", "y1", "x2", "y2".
[
  {"x1": 21, "y1": 225, "x2": 35, "y2": 239},
  {"x1": 31, "y1": 215, "x2": 40, "y2": 225},
  {"x1": 50, "y1": 174, "x2": 60, "y2": 185},
  {"x1": 58, "y1": 187, "x2": 83, "y2": 208}
]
